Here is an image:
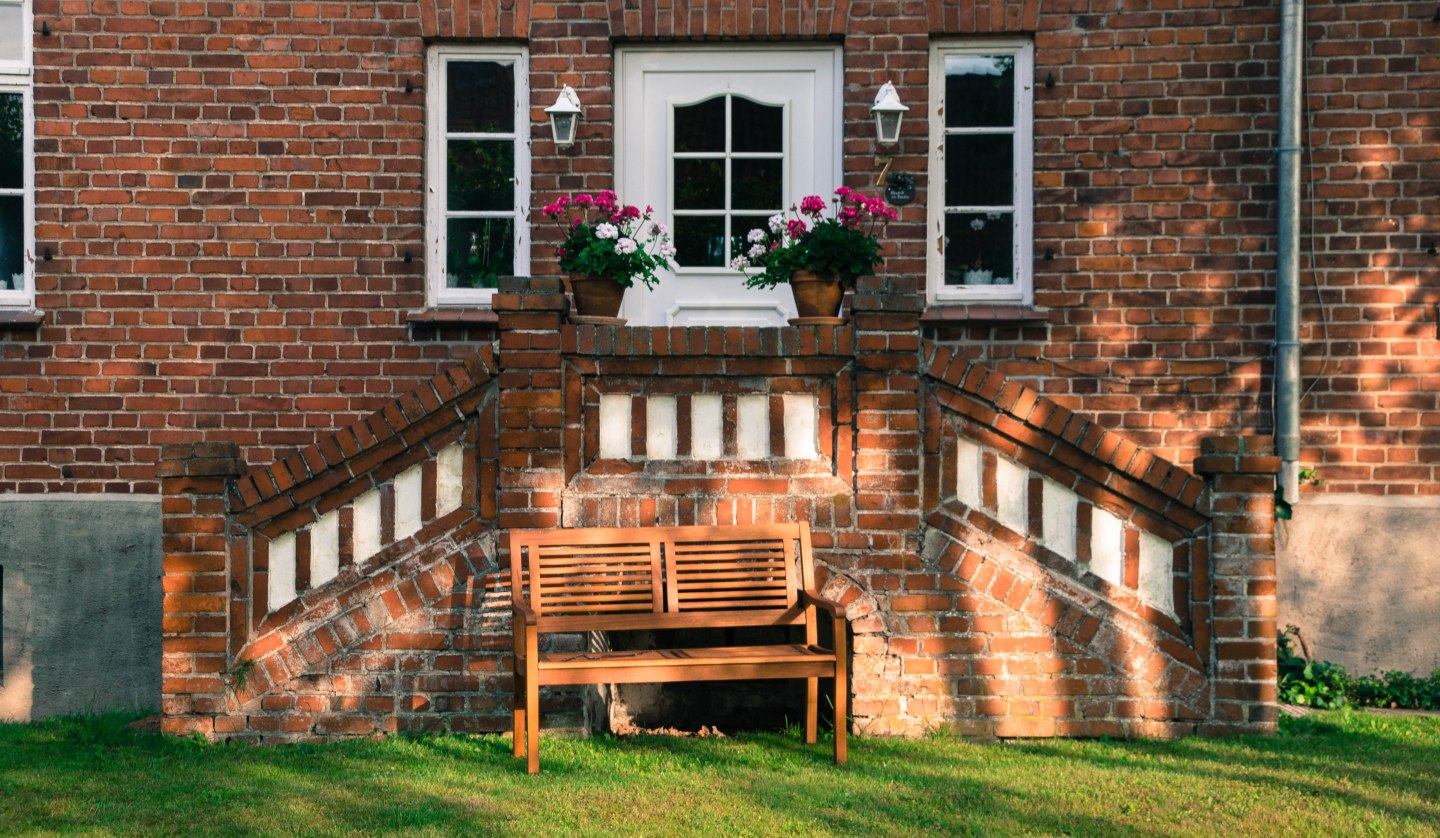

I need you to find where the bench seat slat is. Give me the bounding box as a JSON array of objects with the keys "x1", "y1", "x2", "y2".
[
  {"x1": 535, "y1": 609, "x2": 803, "y2": 633},
  {"x1": 532, "y1": 644, "x2": 838, "y2": 687},
  {"x1": 539, "y1": 643, "x2": 830, "y2": 668}
]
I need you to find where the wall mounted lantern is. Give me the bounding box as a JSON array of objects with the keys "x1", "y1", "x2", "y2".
[
  {"x1": 870, "y1": 82, "x2": 908, "y2": 146},
  {"x1": 545, "y1": 85, "x2": 582, "y2": 148}
]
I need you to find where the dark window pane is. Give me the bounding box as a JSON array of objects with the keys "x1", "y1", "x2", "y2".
[
  {"x1": 731, "y1": 214, "x2": 774, "y2": 263},
  {"x1": 674, "y1": 158, "x2": 725, "y2": 209},
  {"x1": 732, "y1": 97, "x2": 783, "y2": 153},
  {"x1": 447, "y1": 61, "x2": 514, "y2": 134},
  {"x1": 0, "y1": 194, "x2": 23, "y2": 291},
  {"x1": 674, "y1": 97, "x2": 725, "y2": 153},
  {"x1": 446, "y1": 217, "x2": 513, "y2": 289},
  {"x1": 944, "y1": 134, "x2": 1013, "y2": 207},
  {"x1": 447, "y1": 139, "x2": 514, "y2": 211},
  {"x1": 731, "y1": 159, "x2": 782, "y2": 210},
  {"x1": 945, "y1": 55, "x2": 1016, "y2": 129},
  {"x1": 943, "y1": 211, "x2": 1014, "y2": 286},
  {"x1": 0, "y1": 93, "x2": 21, "y2": 189},
  {"x1": 673, "y1": 215, "x2": 726, "y2": 267}
]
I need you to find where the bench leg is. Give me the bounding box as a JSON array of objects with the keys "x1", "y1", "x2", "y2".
[
  {"x1": 805, "y1": 677, "x2": 818, "y2": 745},
  {"x1": 512, "y1": 675, "x2": 525, "y2": 759},
  {"x1": 833, "y1": 620, "x2": 848, "y2": 765},
  {"x1": 526, "y1": 674, "x2": 540, "y2": 775}
]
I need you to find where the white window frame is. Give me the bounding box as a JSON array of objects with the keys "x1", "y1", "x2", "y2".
[
  {"x1": 927, "y1": 39, "x2": 1034, "y2": 306},
  {"x1": 0, "y1": 0, "x2": 34, "y2": 310},
  {"x1": 425, "y1": 45, "x2": 529, "y2": 308}
]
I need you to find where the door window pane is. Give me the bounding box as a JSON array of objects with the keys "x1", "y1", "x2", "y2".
[
  {"x1": 674, "y1": 159, "x2": 725, "y2": 209},
  {"x1": 731, "y1": 159, "x2": 782, "y2": 210},
  {"x1": 446, "y1": 61, "x2": 514, "y2": 134},
  {"x1": 732, "y1": 98, "x2": 783, "y2": 152},
  {"x1": 0, "y1": 93, "x2": 20, "y2": 189},
  {"x1": 446, "y1": 217, "x2": 513, "y2": 289},
  {"x1": 945, "y1": 55, "x2": 1015, "y2": 129},
  {"x1": 674, "y1": 216, "x2": 726, "y2": 267},
  {"x1": 674, "y1": 98, "x2": 726, "y2": 153},
  {"x1": 447, "y1": 140, "x2": 514, "y2": 211},
  {"x1": 671, "y1": 95, "x2": 786, "y2": 266}
]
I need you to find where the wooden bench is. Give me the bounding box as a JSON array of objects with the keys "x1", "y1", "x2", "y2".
[{"x1": 509, "y1": 522, "x2": 849, "y2": 774}]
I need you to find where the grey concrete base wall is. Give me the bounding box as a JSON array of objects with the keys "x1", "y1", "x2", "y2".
[
  {"x1": 0, "y1": 497, "x2": 162, "y2": 722},
  {"x1": 1278, "y1": 495, "x2": 1440, "y2": 676}
]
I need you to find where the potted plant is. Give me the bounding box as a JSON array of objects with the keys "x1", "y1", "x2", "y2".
[
  {"x1": 730, "y1": 187, "x2": 897, "y2": 320},
  {"x1": 541, "y1": 191, "x2": 676, "y2": 320}
]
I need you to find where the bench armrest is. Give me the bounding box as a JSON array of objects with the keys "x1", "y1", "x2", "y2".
[
  {"x1": 799, "y1": 589, "x2": 846, "y2": 620},
  {"x1": 512, "y1": 601, "x2": 538, "y2": 626}
]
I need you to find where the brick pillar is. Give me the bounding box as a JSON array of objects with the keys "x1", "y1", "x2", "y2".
[
  {"x1": 493, "y1": 275, "x2": 567, "y2": 531},
  {"x1": 1194, "y1": 435, "x2": 1280, "y2": 734},
  {"x1": 158, "y1": 442, "x2": 243, "y2": 736}
]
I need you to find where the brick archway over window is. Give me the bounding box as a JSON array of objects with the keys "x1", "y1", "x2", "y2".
[
  {"x1": 928, "y1": 0, "x2": 1041, "y2": 34},
  {"x1": 418, "y1": 0, "x2": 530, "y2": 39}
]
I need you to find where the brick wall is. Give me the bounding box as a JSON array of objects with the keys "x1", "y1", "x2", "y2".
[
  {"x1": 2, "y1": 1, "x2": 1434, "y2": 495},
  {"x1": 162, "y1": 287, "x2": 1278, "y2": 738}
]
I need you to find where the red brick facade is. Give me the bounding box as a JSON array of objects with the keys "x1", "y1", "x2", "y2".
[{"x1": 6, "y1": 0, "x2": 1434, "y2": 737}]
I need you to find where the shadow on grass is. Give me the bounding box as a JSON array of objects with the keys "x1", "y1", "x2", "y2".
[{"x1": 3, "y1": 711, "x2": 1438, "y2": 836}]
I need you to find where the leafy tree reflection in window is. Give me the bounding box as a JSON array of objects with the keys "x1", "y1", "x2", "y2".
[
  {"x1": 0, "y1": 93, "x2": 23, "y2": 292},
  {"x1": 444, "y1": 60, "x2": 518, "y2": 290}
]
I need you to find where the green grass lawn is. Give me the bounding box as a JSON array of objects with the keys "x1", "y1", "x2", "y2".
[{"x1": 1, "y1": 710, "x2": 1437, "y2": 836}]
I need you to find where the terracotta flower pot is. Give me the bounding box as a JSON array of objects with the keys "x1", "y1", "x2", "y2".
[
  {"x1": 789, "y1": 270, "x2": 845, "y2": 319},
  {"x1": 568, "y1": 273, "x2": 627, "y2": 319}
]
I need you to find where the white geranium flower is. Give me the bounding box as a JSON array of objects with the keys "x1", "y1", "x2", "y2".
[
  {"x1": 653, "y1": 222, "x2": 669, "y2": 236},
  {"x1": 613, "y1": 237, "x2": 638, "y2": 255},
  {"x1": 747, "y1": 228, "x2": 766, "y2": 243},
  {"x1": 595, "y1": 223, "x2": 619, "y2": 239},
  {"x1": 748, "y1": 243, "x2": 766, "y2": 259},
  {"x1": 768, "y1": 214, "x2": 785, "y2": 233},
  {"x1": 660, "y1": 243, "x2": 677, "y2": 258},
  {"x1": 729, "y1": 256, "x2": 751, "y2": 270}
]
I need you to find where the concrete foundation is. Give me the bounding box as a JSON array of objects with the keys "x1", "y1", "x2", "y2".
[
  {"x1": 0, "y1": 496, "x2": 163, "y2": 721},
  {"x1": 1278, "y1": 495, "x2": 1440, "y2": 676}
]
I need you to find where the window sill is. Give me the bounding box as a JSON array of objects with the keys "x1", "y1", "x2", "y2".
[
  {"x1": 920, "y1": 304, "x2": 1050, "y2": 325},
  {"x1": 406, "y1": 308, "x2": 497, "y2": 342},
  {"x1": 0, "y1": 309, "x2": 44, "y2": 327}
]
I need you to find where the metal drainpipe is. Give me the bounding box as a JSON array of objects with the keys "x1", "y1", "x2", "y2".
[{"x1": 1276, "y1": 0, "x2": 1304, "y2": 504}]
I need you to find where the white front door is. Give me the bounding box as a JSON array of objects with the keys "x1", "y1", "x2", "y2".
[{"x1": 616, "y1": 48, "x2": 842, "y2": 327}]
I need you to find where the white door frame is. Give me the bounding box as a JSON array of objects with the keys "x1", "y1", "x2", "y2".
[{"x1": 615, "y1": 46, "x2": 843, "y2": 326}]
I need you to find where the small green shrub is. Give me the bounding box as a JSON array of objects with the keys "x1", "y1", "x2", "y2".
[
  {"x1": 1278, "y1": 625, "x2": 1440, "y2": 711},
  {"x1": 1277, "y1": 626, "x2": 1350, "y2": 709}
]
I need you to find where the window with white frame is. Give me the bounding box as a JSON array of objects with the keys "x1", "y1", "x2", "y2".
[
  {"x1": 928, "y1": 41, "x2": 1033, "y2": 304},
  {"x1": 426, "y1": 46, "x2": 529, "y2": 306},
  {"x1": 0, "y1": 0, "x2": 33, "y2": 309}
]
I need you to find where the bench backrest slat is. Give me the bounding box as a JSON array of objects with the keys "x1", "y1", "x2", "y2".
[{"x1": 510, "y1": 523, "x2": 813, "y2": 626}]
